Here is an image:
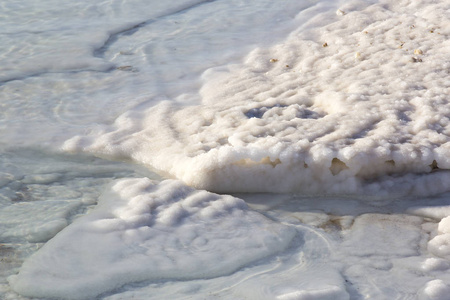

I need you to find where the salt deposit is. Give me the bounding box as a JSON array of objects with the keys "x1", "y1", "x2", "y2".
[{"x1": 64, "y1": 0, "x2": 450, "y2": 195}]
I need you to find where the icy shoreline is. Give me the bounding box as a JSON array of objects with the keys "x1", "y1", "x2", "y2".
[{"x1": 2, "y1": 0, "x2": 450, "y2": 299}]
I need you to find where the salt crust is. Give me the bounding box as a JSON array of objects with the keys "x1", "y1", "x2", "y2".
[
  {"x1": 9, "y1": 178, "x2": 296, "y2": 300},
  {"x1": 64, "y1": 0, "x2": 450, "y2": 195}
]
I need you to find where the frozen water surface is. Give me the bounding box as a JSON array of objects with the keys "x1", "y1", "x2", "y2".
[{"x1": 1, "y1": 0, "x2": 450, "y2": 299}]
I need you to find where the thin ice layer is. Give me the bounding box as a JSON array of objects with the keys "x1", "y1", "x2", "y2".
[
  {"x1": 0, "y1": 0, "x2": 206, "y2": 82},
  {"x1": 0, "y1": 200, "x2": 81, "y2": 243},
  {"x1": 64, "y1": 0, "x2": 450, "y2": 194},
  {"x1": 9, "y1": 178, "x2": 296, "y2": 300}
]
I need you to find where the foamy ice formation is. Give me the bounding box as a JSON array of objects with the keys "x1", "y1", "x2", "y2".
[
  {"x1": 429, "y1": 216, "x2": 450, "y2": 260},
  {"x1": 64, "y1": 0, "x2": 450, "y2": 195},
  {"x1": 9, "y1": 178, "x2": 296, "y2": 300}
]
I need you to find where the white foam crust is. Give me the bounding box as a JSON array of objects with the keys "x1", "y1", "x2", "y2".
[
  {"x1": 428, "y1": 216, "x2": 450, "y2": 259},
  {"x1": 418, "y1": 279, "x2": 450, "y2": 300},
  {"x1": 9, "y1": 178, "x2": 295, "y2": 299},
  {"x1": 63, "y1": 0, "x2": 450, "y2": 195}
]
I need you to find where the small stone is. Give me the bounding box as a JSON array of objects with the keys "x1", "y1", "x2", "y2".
[
  {"x1": 336, "y1": 9, "x2": 345, "y2": 16},
  {"x1": 414, "y1": 49, "x2": 423, "y2": 55},
  {"x1": 285, "y1": 65, "x2": 290, "y2": 68},
  {"x1": 411, "y1": 57, "x2": 422, "y2": 63},
  {"x1": 322, "y1": 42, "x2": 328, "y2": 47},
  {"x1": 269, "y1": 58, "x2": 278, "y2": 63},
  {"x1": 355, "y1": 52, "x2": 362, "y2": 60}
]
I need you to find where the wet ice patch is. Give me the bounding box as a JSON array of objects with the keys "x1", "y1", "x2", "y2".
[
  {"x1": 95, "y1": 214, "x2": 349, "y2": 300},
  {"x1": 64, "y1": 0, "x2": 450, "y2": 195},
  {"x1": 277, "y1": 285, "x2": 348, "y2": 300},
  {"x1": 9, "y1": 178, "x2": 296, "y2": 300},
  {"x1": 0, "y1": 0, "x2": 207, "y2": 82},
  {"x1": 0, "y1": 200, "x2": 81, "y2": 243},
  {"x1": 341, "y1": 213, "x2": 423, "y2": 257}
]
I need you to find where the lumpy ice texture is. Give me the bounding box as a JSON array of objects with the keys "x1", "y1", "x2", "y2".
[
  {"x1": 64, "y1": 0, "x2": 450, "y2": 195},
  {"x1": 428, "y1": 216, "x2": 450, "y2": 260},
  {"x1": 9, "y1": 178, "x2": 296, "y2": 300}
]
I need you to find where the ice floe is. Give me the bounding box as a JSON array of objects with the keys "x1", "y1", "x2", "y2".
[{"x1": 9, "y1": 178, "x2": 296, "y2": 299}]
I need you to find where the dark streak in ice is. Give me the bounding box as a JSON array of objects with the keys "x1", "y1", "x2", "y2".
[
  {"x1": 94, "y1": 0, "x2": 219, "y2": 59},
  {"x1": 0, "y1": 1, "x2": 218, "y2": 85},
  {"x1": 0, "y1": 69, "x2": 113, "y2": 86}
]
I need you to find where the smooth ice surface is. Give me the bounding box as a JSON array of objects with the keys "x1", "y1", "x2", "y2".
[
  {"x1": 9, "y1": 178, "x2": 296, "y2": 299},
  {"x1": 0, "y1": 200, "x2": 81, "y2": 243},
  {"x1": 0, "y1": 0, "x2": 206, "y2": 82},
  {"x1": 0, "y1": 149, "x2": 157, "y2": 299},
  {"x1": 0, "y1": 0, "x2": 320, "y2": 148},
  {"x1": 65, "y1": 0, "x2": 450, "y2": 195}
]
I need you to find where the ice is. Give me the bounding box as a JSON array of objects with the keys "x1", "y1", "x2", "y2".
[
  {"x1": 64, "y1": 0, "x2": 450, "y2": 195},
  {"x1": 419, "y1": 280, "x2": 450, "y2": 300},
  {"x1": 2, "y1": 0, "x2": 450, "y2": 299},
  {"x1": 438, "y1": 216, "x2": 450, "y2": 234},
  {"x1": 341, "y1": 214, "x2": 423, "y2": 257},
  {"x1": 9, "y1": 178, "x2": 296, "y2": 299},
  {"x1": 0, "y1": 200, "x2": 81, "y2": 243},
  {"x1": 0, "y1": 151, "x2": 160, "y2": 299},
  {"x1": 98, "y1": 203, "x2": 350, "y2": 300},
  {"x1": 0, "y1": 0, "x2": 323, "y2": 149},
  {"x1": 410, "y1": 205, "x2": 450, "y2": 260},
  {"x1": 277, "y1": 286, "x2": 348, "y2": 300},
  {"x1": 428, "y1": 216, "x2": 450, "y2": 259},
  {"x1": 0, "y1": 0, "x2": 206, "y2": 82},
  {"x1": 421, "y1": 257, "x2": 450, "y2": 272}
]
